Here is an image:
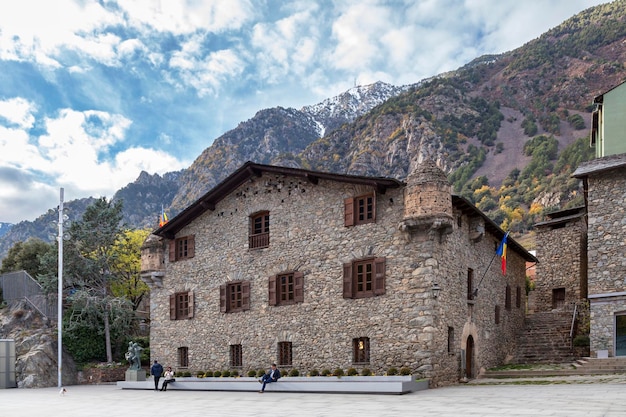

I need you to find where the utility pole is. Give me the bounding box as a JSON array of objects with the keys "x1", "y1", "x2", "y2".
[{"x1": 57, "y1": 188, "x2": 64, "y2": 388}]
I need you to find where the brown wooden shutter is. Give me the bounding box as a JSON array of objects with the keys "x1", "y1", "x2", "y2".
[
  {"x1": 169, "y1": 294, "x2": 176, "y2": 320},
  {"x1": 169, "y1": 240, "x2": 176, "y2": 262},
  {"x1": 294, "y1": 271, "x2": 304, "y2": 303},
  {"x1": 187, "y1": 291, "x2": 194, "y2": 318},
  {"x1": 344, "y1": 197, "x2": 354, "y2": 227},
  {"x1": 370, "y1": 192, "x2": 377, "y2": 223},
  {"x1": 373, "y1": 257, "x2": 386, "y2": 295},
  {"x1": 268, "y1": 275, "x2": 277, "y2": 306},
  {"x1": 220, "y1": 284, "x2": 227, "y2": 313},
  {"x1": 343, "y1": 262, "x2": 353, "y2": 298},
  {"x1": 187, "y1": 235, "x2": 195, "y2": 258},
  {"x1": 242, "y1": 281, "x2": 251, "y2": 311}
]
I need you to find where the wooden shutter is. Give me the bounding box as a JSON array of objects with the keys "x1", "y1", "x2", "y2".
[
  {"x1": 268, "y1": 275, "x2": 277, "y2": 306},
  {"x1": 187, "y1": 235, "x2": 195, "y2": 258},
  {"x1": 169, "y1": 240, "x2": 176, "y2": 262},
  {"x1": 219, "y1": 284, "x2": 227, "y2": 313},
  {"x1": 373, "y1": 257, "x2": 386, "y2": 295},
  {"x1": 294, "y1": 271, "x2": 304, "y2": 303},
  {"x1": 187, "y1": 291, "x2": 194, "y2": 319},
  {"x1": 169, "y1": 294, "x2": 176, "y2": 320},
  {"x1": 344, "y1": 197, "x2": 354, "y2": 227},
  {"x1": 370, "y1": 193, "x2": 377, "y2": 223},
  {"x1": 242, "y1": 281, "x2": 251, "y2": 311},
  {"x1": 343, "y1": 262, "x2": 353, "y2": 298}
]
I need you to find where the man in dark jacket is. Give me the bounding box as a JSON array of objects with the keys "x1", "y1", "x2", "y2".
[
  {"x1": 259, "y1": 363, "x2": 281, "y2": 392},
  {"x1": 150, "y1": 360, "x2": 164, "y2": 391}
]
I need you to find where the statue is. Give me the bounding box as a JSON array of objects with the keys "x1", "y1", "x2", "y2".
[{"x1": 125, "y1": 341, "x2": 143, "y2": 370}]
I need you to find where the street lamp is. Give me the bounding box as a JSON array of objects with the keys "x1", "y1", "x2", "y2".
[{"x1": 57, "y1": 188, "x2": 64, "y2": 388}]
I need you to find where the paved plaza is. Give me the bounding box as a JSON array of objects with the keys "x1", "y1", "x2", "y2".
[{"x1": 1, "y1": 381, "x2": 626, "y2": 417}]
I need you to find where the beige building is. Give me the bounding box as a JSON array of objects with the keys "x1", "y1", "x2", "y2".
[{"x1": 141, "y1": 160, "x2": 536, "y2": 387}]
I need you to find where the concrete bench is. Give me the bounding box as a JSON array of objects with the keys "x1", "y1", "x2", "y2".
[{"x1": 117, "y1": 375, "x2": 429, "y2": 395}]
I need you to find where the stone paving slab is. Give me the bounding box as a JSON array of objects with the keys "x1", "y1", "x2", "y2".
[{"x1": 2, "y1": 381, "x2": 626, "y2": 417}]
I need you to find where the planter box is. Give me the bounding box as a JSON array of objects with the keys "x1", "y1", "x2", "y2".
[{"x1": 117, "y1": 375, "x2": 429, "y2": 395}]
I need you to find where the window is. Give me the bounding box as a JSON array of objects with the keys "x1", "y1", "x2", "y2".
[
  {"x1": 505, "y1": 284, "x2": 511, "y2": 310},
  {"x1": 220, "y1": 281, "x2": 251, "y2": 313},
  {"x1": 169, "y1": 291, "x2": 194, "y2": 320},
  {"x1": 448, "y1": 327, "x2": 454, "y2": 354},
  {"x1": 269, "y1": 272, "x2": 304, "y2": 306},
  {"x1": 278, "y1": 342, "x2": 292, "y2": 366},
  {"x1": 344, "y1": 193, "x2": 376, "y2": 226},
  {"x1": 467, "y1": 268, "x2": 474, "y2": 301},
  {"x1": 516, "y1": 286, "x2": 522, "y2": 308},
  {"x1": 169, "y1": 235, "x2": 195, "y2": 261},
  {"x1": 495, "y1": 305, "x2": 500, "y2": 324},
  {"x1": 352, "y1": 337, "x2": 370, "y2": 364},
  {"x1": 249, "y1": 211, "x2": 270, "y2": 249},
  {"x1": 178, "y1": 346, "x2": 189, "y2": 368},
  {"x1": 343, "y1": 258, "x2": 386, "y2": 299},
  {"x1": 230, "y1": 344, "x2": 242, "y2": 368}
]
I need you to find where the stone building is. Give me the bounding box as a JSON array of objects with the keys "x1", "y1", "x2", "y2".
[
  {"x1": 141, "y1": 160, "x2": 536, "y2": 387},
  {"x1": 533, "y1": 207, "x2": 587, "y2": 312}
]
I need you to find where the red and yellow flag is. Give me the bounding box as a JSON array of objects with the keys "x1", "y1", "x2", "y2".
[{"x1": 159, "y1": 206, "x2": 169, "y2": 227}]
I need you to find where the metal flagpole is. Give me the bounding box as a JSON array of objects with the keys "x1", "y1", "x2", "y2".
[
  {"x1": 473, "y1": 251, "x2": 498, "y2": 298},
  {"x1": 57, "y1": 188, "x2": 64, "y2": 388}
]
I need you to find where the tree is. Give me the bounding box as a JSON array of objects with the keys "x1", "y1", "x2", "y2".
[
  {"x1": 0, "y1": 238, "x2": 55, "y2": 277},
  {"x1": 110, "y1": 229, "x2": 151, "y2": 312},
  {"x1": 65, "y1": 197, "x2": 131, "y2": 363}
]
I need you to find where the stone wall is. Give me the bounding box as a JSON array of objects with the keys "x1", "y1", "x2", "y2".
[
  {"x1": 535, "y1": 218, "x2": 585, "y2": 312},
  {"x1": 586, "y1": 168, "x2": 626, "y2": 356},
  {"x1": 147, "y1": 171, "x2": 527, "y2": 387}
]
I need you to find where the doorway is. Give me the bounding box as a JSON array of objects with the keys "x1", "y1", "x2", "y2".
[
  {"x1": 616, "y1": 314, "x2": 626, "y2": 356},
  {"x1": 552, "y1": 288, "x2": 566, "y2": 309},
  {"x1": 465, "y1": 336, "x2": 474, "y2": 379}
]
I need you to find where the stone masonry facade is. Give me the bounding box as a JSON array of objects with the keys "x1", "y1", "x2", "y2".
[{"x1": 142, "y1": 162, "x2": 530, "y2": 387}]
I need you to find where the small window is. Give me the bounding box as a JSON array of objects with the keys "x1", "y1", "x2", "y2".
[
  {"x1": 495, "y1": 305, "x2": 500, "y2": 324},
  {"x1": 343, "y1": 258, "x2": 386, "y2": 299},
  {"x1": 230, "y1": 344, "x2": 242, "y2": 368},
  {"x1": 169, "y1": 235, "x2": 195, "y2": 261},
  {"x1": 352, "y1": 337, "x2": 370, "y2": 364},
  {"x1": 344, "y1": 193, "x2": 376, "y2": 226},
  {"x1": 169, "y1": 291, "x2": 194, "y2": 320},
  {"x1": 249, "y1": 211, "x2": 270, "y2": 249},
  {"x1": 516, "y1": 286, "x2": 522, "y2": 308},
  {"x1": 467, "y1": 268, "x2": 474, "y2": 301},
  {"x1": 220, "y1": 281, "x2": 251, "y2": 313},
  {"x1": 448, "y1": 327, "x2": 454, "y2": 354},
  {"x1": 278, "y1": 342, "x2": 292, "y2": 366},
  {"x1": 269, "y1": 272, "x2": 304, "y2": 306},
  {"x1": 178, "y1": 346, "x2": 189, "y2": 368},
  {"x1": 505, "y1": 284, "x2": 511, "y2": 310}
]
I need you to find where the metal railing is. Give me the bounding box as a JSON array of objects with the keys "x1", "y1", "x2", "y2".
[{"x1": 0, "y1": 270, "x2": 58, "y2": 320}]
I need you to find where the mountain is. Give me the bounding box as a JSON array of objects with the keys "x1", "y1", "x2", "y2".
[
  {"x1": 0, "y1": 1, "x2": 624, "y2": 260},
  {"x1": 0, "y1": 223, "x2": 12, "y2": 238}
]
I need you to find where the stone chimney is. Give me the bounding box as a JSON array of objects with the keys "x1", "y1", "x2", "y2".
[
  {"x1": 399, "y1": 159, "x2": 453, "y2": 235},
  {"x1": 140, "y1": 234, "x2": 165, "y2": 288}
]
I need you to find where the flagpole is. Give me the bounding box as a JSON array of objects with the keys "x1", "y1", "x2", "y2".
[
  {"x1": 474, "y1": 232, "x2": 508, "y2": 298},
  {"x1": 473, "y1": 251, "x2": 498, "y2": 298}
]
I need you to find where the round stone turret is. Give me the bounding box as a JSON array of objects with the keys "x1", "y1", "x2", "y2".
[
  {"x1": 400, "y1": 159, "x2": 453, "y2": 233},
  {"x1": 140, "y1": 234, "x2": 166, "y2": 288}
]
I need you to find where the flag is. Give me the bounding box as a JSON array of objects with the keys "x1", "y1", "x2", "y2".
[
  {"x1": 159, "y1": 206, "x2": 169, "y2": 227},
  {"x1": 496, "y1": 232, "x2": 509, "y2": 275}
]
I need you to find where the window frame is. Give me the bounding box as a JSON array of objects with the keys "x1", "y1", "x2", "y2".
[
  {"x1": 269, "y1": 271, "x2": 304, "y2": 306},
  {"x1": 230, "y1": 344, "x2": 243, "y2": 368},
  {"x1": 277, "y1": 341, "x2": 293, "y2": 367},
  {"x1": 352, "y1": 337, "x2": 370, "y2": 364},
  {"x1": 344, "y1": 193, "x2": 376, "y2": 227},
  {"x1": 505, "y1": 284, "x2": 512, "y2": 310},
  {"x1": 467, "y1": 268, "x2": 474, "y2": 301},
  {"x1": 220, "y1": 281, "x2": 251, "y2": 313},
  {"x1": 169, "y1": 291, "x2": 194, "y2": 320},
  {"x1": 169, "y1": 235, "x2": 195, "y2": 262},
  {"x1": 249, "y1": 211, "x2": 270, "y2": 249},
  {"x1": 178, "y1": 346, "x2": 189, "y2": 368},
  {"x1": 343, "y1": 257, "x2": 386, "y2": 299}
]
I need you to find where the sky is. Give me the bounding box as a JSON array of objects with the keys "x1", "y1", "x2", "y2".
[{"x1": 0, "y1": 0, "x2": 607, "y2": 224}]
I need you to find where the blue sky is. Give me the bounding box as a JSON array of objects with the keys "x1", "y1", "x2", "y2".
[{"x1": 0, "y1": 0, "x2": 606, "y2": 224}]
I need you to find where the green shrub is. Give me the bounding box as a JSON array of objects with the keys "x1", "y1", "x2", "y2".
[
  {"x1": 204, "y1": 371, "x2": 213, "y2": 377},
  {"x1": 347, "y1": 368, "x2": 358, "y2": 376},
  {"x1": 182, "y1": 371, "x2": 191, "y2": 377},
  {"x1": 387, "y1": 367, "x2": 398, "y2": 376},
  {"x1": 196, "y1": 371, "x2": 205, "y2": 378},
  {"x1": 213, "y1": 370, "x2": 221, "y2": 378},
  {"x1": 221, "y1": 370, "x2": 230, "y2": 377},
  {"x1": 399, "y1": 367, "x2": 411, "y2": 376},
  {"x1": 333, "y1": 368, "x2": 344, "y2": 377},
  {"x1": 361, "y1": 368, "x2": 372, "y2": 376},
  {"x1": 573, "y1": 334, "x2": 590, "y2": 347},
  {"x1": 289, "y1": 369, "x2": 299, "y2": 377},
  {"x1": 231, "y1": 370, "x2": 239, "y2": 377},
  {"x1": 174, "y1": 371, "x2": 183, "y2": 377},
  {"x1": 248, "y1": 370, "x2": 257, "y2": 377},
  {"x1": 309, "y1": 369, "x2": 319, "y2": 376},
  {"x1": 321, "y1": 369, "x2": 332, "y2": 376},
  {"x1": 257, "y1": 369, "x2": 266, "y2": 378}
]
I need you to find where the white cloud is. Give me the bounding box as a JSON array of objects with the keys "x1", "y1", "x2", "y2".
[{"x1": 0, "y1": 98, "x2": 37, "y2": 129}]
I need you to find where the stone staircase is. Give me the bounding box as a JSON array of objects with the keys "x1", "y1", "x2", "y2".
[
  {"x1": 513, "y1": 310, "x2": 576, "y2": 364},
  {"x1": 479, "y1": 357, "x2": 626, "y2": 380}
]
